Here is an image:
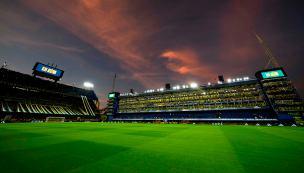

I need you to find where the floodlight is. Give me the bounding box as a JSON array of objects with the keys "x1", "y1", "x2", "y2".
[
  {"x1": 237, "y1": 78, "x2": 240, "y2": 81},
  {"x1": 227, "y1": 79, "x2": 231, "y2": 83},
  {"x1": 183, "y1": 85, "x2": 186, "y2": 88},
  {"x1": 191, "y1": 83, "x2": 198, "y2": 88},
  {"x1": 208, "y1": 82, "x2": 211, "y2": 85},
  {"x1": 173, "y1": 87, "x2": 176, "y2": 90},
  {"x1": 84, "y1": 82, "x2": 93, "y2": 88},
  {"x1": 160, "y1": 88, "x2": 164, "y2": 91},
  {"x1": 233, "y1": 79, "x2": 235, "y2": 82},
  {"x1": 176, "y1": 86, "x2": 180, "y2": 89}
]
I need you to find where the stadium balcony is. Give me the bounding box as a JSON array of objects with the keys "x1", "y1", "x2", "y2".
[
  {"x1": 263, "y1": 81, "x2": 292, "y2": 87},
  {"x1": 118, "y1": 95, "x2": 265, "y2": 109},
  {"x1": 274, "y1": 101, "x2": 303, "y2": 106},
  {"x1": 117, "y1": 102, "x2": 267, "y2": 113},
  {"x1": 268, "y1": 94, "x2": 298, "y2": 100},
  {"x1": 279, "y1": 106, "x2": 304, "y2": 112},
  {"x1": 0, "y1": 68, "x2": 98, "y2": 100},
  {"x1": 266, "y1": 86, "x2": 294, "y2": 93}
]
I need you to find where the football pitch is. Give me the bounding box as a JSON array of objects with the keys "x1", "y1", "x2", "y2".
[{"x1": 1, "y1": 123, "x2": 304, "y2": 173}]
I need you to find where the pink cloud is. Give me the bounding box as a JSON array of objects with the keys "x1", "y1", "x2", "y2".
[{"x1": 159, "y1": 49, "x2": 218, "y2": 81}]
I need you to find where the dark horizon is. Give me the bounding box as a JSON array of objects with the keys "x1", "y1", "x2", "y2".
[{"x1": 1, "y1": 0, "x2": 303, "y2": 108}]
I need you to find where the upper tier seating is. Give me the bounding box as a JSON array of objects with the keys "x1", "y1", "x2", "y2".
[
  {"x1": 0, "y1": 68, "x2": 98, "y2": 100},
  {"x1": 117, "y1": 84, "x2": 267, "y2": 113}
]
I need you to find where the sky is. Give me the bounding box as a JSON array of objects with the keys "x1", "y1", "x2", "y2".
[{"x1": 0, "y1": 0, "x2": 303, "y2": 108}]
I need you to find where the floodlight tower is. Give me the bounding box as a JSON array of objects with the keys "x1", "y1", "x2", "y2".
[{"x1": 253, "y1": 30, "x2": 280, "y2": 69}]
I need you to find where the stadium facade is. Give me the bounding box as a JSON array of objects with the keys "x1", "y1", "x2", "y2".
[
  {"x1": 105, "y1": 32, "x2": 304, "y2": 125},
  {"x1": 105, "y1": 67, "x2": 303, "y2": 124},
  {"x1": 0, "y1": 63, "x2": 99, "y2": 122}
]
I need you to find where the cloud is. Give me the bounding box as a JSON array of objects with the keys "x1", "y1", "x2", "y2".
[
  {"x1": 23, "y1": 0, "x2": 159, "y2": 86},
  {"x1": 0, "y1": 5, "x2": 86, "y2": 67},
  {"x1": 159, "y1": 49, "x2": 217, "y2": 80}
]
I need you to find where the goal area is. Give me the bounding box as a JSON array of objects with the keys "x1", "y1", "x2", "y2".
[{"x1": 46, "y1": 117, "x2": 65, "y2": 122}]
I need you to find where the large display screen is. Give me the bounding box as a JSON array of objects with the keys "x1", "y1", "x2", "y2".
[
  {"x1": 109, "y1": 93, "x2": 115, "y2": 98},
  {"x1": 261, "y1": 70, "x2": 285, "y2": 79},
  {"x1": 35, "y1": 63, "x2": 62, "y2": 77}
]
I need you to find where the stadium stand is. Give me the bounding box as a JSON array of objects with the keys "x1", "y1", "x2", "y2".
[
  {"x1": 105, "y1": 67, "x2": 304, "y2": 125},
  {"x1": 261, "y1": 75, "x2": 304, "y2": 124},
  {"x1": 0, "y1": 68, "x2": 99, "y2": 122}
]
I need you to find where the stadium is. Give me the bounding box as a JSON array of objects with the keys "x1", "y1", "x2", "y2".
[
  {"x1": 1, "y1": 32, "x2": 304, "y2": 172},
  {"x1": 106, "y1": 32, "x2": 304, "y2": 126},
  {"x1": 0, "y1": 62, "x2": 100, "y2": 123}
]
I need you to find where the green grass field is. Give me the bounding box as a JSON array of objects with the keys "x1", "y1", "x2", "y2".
[{"x1": 1, "y1": 123, "x2": 304, "y2": 173}]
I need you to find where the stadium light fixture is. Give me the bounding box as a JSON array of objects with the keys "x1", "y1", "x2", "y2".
[
  {"x1": 237, "y1": 78, "x2": 240, "y2": 81},
  {"x1": 227, "y1": 79, "x2": 231, "y2": 83},
  {"x1": 173, "y1": 87, "x2": 176, "y2": 90},
  {"x1": 84, "y1": 82, "x2": 93, "y2": 88},
  {"x1": 208, "y1": 82, "x2": 211, "y2": 85},
  {"x1": 233, "y1": 79, "x2": 235, "y2": 82},
  {"x1": 190, "y1": 83, "x2": 198, "y2": 88},
  {"x1": 176, "y1": 86, "x2": 180, "y2": 89},
  {"x1": 183, "y1": 85, "x2": 186, "y2": 88}
]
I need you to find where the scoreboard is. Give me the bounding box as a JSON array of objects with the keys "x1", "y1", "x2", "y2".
[
  {"x1": 261, "y1": 70, "x2": 285, "y2": 79},
  {"x1": 108, "y1": 92, "x2": 119, "y2": 98},
  {"x1": 32, "y1": 62, "x2": 64, "y2": 81},
  {"x1": 256, "y1": 67, "x2": 287, "y2": 81}
]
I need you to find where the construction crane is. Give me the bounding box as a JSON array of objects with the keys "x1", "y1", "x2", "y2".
[
  {"x1": 253, "y1": 30, "x2": 280, "y2": 69},
  {"x1": 111, "y1": 71, "x2": 117, "y2": 92}
]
